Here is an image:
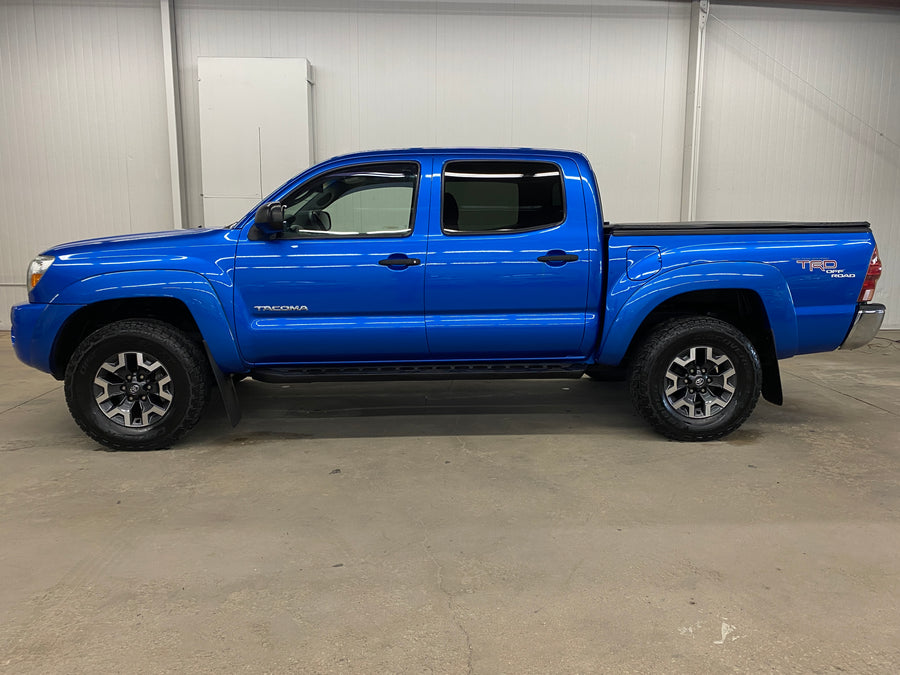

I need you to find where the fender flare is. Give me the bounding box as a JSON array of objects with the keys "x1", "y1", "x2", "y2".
[
  {"x1": 52, "y1": 270, "x2": 244, "y2": 372},
  {"x1": 596, "y1": 261, "x2": 799, "y2": 365}
]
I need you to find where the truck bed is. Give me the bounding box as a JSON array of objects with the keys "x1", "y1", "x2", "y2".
[{"x1": 606, "y1": 221, "x2": 871, "y2": 234}]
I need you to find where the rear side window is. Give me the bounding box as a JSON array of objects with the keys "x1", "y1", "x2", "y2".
[{"x1": 442, "y1": 161, "x2": 564, "y2": 234}]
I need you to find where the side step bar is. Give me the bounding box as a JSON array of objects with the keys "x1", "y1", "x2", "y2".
[{"x1": 251, "y1": 361, "x2": 586, "y2": 384}]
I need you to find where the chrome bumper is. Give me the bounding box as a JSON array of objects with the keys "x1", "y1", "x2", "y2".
[{"x1": 840, "y1": 303, "x2": 886, "y2": 350}]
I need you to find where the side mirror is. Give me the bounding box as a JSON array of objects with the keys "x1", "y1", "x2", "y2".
[{"x1": 254, "y1": 201, "x2": 286, "y2": 236}]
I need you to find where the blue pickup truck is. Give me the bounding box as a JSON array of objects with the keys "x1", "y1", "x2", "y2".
[{"x1": 11, "y1": 148, "x2": 886, "y2": 450}]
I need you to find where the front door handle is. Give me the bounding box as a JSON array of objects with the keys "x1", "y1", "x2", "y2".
[
  {"x1": 379, "y1": 256, "x2": 421, "y2": 267},
  {"x1": 537, "y1": 253, "x2": 579, "y2": 263}
]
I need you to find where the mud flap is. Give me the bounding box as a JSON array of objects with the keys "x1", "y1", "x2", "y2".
[
  {"x1": 202, "y1": 341, "x2": 242, "y2": 427},
  {"x1": 761, "y1": 355, "x2": 783, "y2": 406}
]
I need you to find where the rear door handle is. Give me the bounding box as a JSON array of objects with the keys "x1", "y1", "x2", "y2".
[
  {"x1": 537, "y1": 253, "x2": 579, "y2": 263},
  {"x1": 378, "y1": 256, "x2": 421, "y2": 267}
]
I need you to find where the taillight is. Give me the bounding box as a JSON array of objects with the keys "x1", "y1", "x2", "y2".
[{"x1": 858, "y1": 246, "x2": 882, "y2": 302}]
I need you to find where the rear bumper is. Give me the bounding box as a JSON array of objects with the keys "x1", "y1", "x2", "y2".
[{"x1": 840, "y1": 303, "x2": 885, "y2": 350}]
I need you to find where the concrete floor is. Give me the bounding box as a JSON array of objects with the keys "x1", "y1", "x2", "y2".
[{"x1": 1, "y1": 332, "x2": 898, "y2": 674}]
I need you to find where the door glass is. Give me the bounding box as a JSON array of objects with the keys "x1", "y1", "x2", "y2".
[
  {"x1": 442, "y1": 161, "x2": 564, "y2": 234},
  {"x1": 280, "y1": 162, "x2": 418, "y2": 238}
]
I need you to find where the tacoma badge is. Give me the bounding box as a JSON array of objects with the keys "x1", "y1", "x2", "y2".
[{"x1": 253, "y1": 305, "x2": 309, "y2": 312}]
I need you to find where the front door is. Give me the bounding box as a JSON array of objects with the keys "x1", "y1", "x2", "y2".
[
  {"x1": 425, "y1": 156, "x2": 590, "y2": 359},
  {"x1": 234, "y1": 160, "x2": 430, "y2": 364}
]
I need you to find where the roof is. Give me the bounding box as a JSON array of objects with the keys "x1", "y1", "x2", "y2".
[{"x1": 321, "y1": 147, "x2": 589, "y2": 164}]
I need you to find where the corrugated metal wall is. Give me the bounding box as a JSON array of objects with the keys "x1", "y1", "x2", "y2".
[
  {"x1": 2, "y1": 0, "x2": 898, "y2": 330},
  {"x1": 174, "y1": 0, "x2": 689, "y2": 230},
  {"x1": 0, "y1": 0, "x2": 173, "y2": 327},
  {"x1": 700, "y1": 4, "x2": 900, "y2": 327}
]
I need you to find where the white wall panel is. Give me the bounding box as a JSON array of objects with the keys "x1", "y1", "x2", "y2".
[
  {"x1": 0, "y1": 0, "x2": 172, "y2": 329},
  {"x1": 197, "y1": 57, "x2": 313, "y2": 227},
  {"x1": 5, "y1": 0, "x2": 894, "y2": 334},
  {"x1": 356, "y1": 11, "x2": 438, "y2": 149},
  {"x1": 699, "y1": 5, "x2": 900, "y2": 328},
  {"x1": 174, "y1": 0, "x2": 689, "y2": 230},
  {"x1": 586, "y1": 2, "x2": 689, "y2": 220}
]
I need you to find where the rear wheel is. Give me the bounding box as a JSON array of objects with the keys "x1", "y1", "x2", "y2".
[
  {"x1": 65, "y1": 319, "x2": 210, "y2": 450},
  {"x1": 628, "y1": 317, "x2": 761, "y2": 441}
]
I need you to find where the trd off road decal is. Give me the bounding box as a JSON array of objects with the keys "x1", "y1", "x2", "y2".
[{"x1": 796, "y1": 259, "x2": 856, "y2": 279}]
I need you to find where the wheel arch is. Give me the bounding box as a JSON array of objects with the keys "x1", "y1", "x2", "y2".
[
  {"x1": 597, "y1": 262, "x2": 798, "y2": 365},
  {"x1": 52, "y1": 297, "x2": 198, "y2": 378},
  {"x1": 599, "y1": 280, "x2": 790, "y2": 405},
  {"x1": 49, "y1": 271, "x2": 245, "y2": 378}
]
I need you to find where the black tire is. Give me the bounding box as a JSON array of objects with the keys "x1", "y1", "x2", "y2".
[
  {"x1": 64, "y1": 319, "x2": 211, "y2": 451},
  {"x1": 628, "y1": 317, "x2": 761, "y2": 441}
]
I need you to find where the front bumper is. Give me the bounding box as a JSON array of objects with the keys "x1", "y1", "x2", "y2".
[
  {"x1": 10, "y1": 303, "x2": 43, "y2": 368},
  {"x1": 11, "y1": 302, "x2": 83, "y2": 375},
  {"x1": 840, "y1": 303, "x2": 886, "y2": 350}
]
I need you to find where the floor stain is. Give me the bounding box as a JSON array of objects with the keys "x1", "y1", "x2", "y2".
[
  {"x1": 724, "y1": 429, "x2": 760, "y2": 445},
  {"x1": 0, "y1": 440, "x2": 36, "y2": 452},
  {"x1": 226, "y1": 431, "x2": 313, "y2": 444}
]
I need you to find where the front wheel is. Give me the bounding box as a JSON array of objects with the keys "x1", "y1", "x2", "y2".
[
  {"x1": 628, "y1": 317, "x2": 762, "y2": 441},
  {"x1": 65, "y1": 319, "x2": 211, "y2": 451}
]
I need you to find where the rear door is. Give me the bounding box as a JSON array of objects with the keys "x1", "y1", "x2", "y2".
[
  {"x1": 233, "y1": 159, "x2": 430, "y2": 364},
  {"x1": 424, "y1": 155, "x2": 590, "y2": 359}
]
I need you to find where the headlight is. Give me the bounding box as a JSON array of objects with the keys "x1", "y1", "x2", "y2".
[{"x1": 27, "y1": 255, "x2": 55, "y2": 291}]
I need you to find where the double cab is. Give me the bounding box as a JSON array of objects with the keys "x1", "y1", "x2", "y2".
[{"x1": 11, "y1": 149, "x2": 885, "y2": 449}]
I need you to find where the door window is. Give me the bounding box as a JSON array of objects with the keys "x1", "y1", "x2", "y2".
[
  {"x1": 442, "y1": 161, "x2": 565, "y2": 234},
  {"x1": 279, "y1": 162, "x2": 418, "y2": 238}
]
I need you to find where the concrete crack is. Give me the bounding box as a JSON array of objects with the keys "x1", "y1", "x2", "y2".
[
  {"x1": 784, "y1": 370, "x2": 899, "y2": 417},
  {"x1": 0, "y1": 385, "x2": 62, "y2": 416},
  {"x1": 416, "y1": 517, "x2": 474, "y2": 675}
]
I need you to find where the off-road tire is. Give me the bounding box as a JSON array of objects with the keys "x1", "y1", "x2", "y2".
[
  {"x1": 64, "y1": 319, "x2": 210, "y2": 451},
  {"x1": 628, "y1": 317, "x2": 761, "y2": 441}
]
